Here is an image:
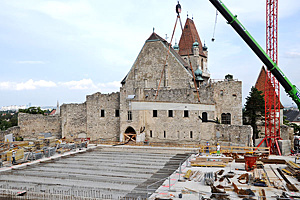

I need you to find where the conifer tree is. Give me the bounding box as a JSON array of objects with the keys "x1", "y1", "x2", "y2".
[{"x1": 243, "y1": 87, "x2": 265, "y2": 144}]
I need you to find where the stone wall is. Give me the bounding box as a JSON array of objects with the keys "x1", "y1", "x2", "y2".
[
  {"x1": 61, "y1": 103, "x2": 86, "y2": 139},
  {"x1": 18, "y1": 113, "x2": 61, "y2": 139},
  {"x1": 213, "y1": 80, "x2": 243, "y2": 125},
  {"x1": 257, "y1": 125, "x2": 294, "y2": 148},
  {"x1": 214, "y1": 124, "x2": 253, "y2": 146},
  {"x1": 86, "y1": 92, "x2": 120, "y2": 141},
  {"x1": 0, "y1": 126, "x2": 20, "y2": 141},
  {"x1": 123, "y1": 40, "x2": 193, "y2": 96}
]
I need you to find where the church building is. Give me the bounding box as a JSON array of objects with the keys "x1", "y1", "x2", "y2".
[{"x1": 17, "y1": 18, "x2": 253, "y2": 146}]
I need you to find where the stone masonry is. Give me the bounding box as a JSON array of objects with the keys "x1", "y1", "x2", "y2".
[{"x1": 16, "y1": 18, "x2": 253, "y2": 146}]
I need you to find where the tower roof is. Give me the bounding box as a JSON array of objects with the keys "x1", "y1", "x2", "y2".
[
  {"x1": 178, "y1": 18, "x2": 205, "y2": 57},
  {"x1": 255, "y1": 66, "x2": 284, "y2": 109}
]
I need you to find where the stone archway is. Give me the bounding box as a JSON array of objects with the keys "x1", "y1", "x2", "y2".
[{"x1": 124, "y1": 127, "x2": 137, "y2": 143}]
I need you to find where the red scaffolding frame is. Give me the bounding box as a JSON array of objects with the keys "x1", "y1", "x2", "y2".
[{"x1": 258, "y1": 0, "x2": 282, "y2": 155}]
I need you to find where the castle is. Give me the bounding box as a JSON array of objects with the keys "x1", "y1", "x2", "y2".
[{"x1": 16, "y1": 18, "x2": 254, "y2": 146}]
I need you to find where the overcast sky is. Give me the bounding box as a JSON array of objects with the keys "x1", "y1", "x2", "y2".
[{"x1": 0, "y1": 0, "x2": 300, "y2": 108}]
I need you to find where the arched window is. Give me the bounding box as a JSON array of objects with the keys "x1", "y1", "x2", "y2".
[
  {"x1": 201, "y1": 58, "x2": 204, "y2": 70},
  {"x1": 221, "y1": 113, "x2": 231, "y2": 124},
  {"x1": 202, "y1": 112, "x2": 208, "y2": 122}
]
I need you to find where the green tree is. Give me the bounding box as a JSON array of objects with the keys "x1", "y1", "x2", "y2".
[
  {"x1": 243, "y1": 87, "x2": 265, "y2": 144},
  {"x1": 19, "y1": 107, "x2": 46, "y2": 115},
  {"x1": 0, "y1": 111, "x2": 18, "y2": 130}
]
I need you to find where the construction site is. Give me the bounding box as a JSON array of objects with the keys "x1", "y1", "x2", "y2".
[{"x1": 1, "y1": 0, "x2": 300, "y2": 199}]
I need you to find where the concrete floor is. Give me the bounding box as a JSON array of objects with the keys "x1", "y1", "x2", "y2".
[{"x1": 0, "y1": 145, "x2": 192, "y2": 199}]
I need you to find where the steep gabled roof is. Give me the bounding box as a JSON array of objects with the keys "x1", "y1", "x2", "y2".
[
  {"x1": 178, "y1": 18, "x2": 205, "y2": 57},
  {"x1": 146, "y1": 32, "x2": 189, "y2": 68},
  {"x1": 284, "y1": 110, "x2": 300, "y2": 122},
  {"x1": 121, "y1": 32, "x2": 190, "y2": 85},
  {"x1": 255, "y1": 66, "x2": 284, "y2": 109}
]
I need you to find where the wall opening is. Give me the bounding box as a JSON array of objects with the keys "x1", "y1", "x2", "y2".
[
  {"x1": 221, "y1": 113, "x2": 231, "y2": 124},
  {"x1": 128, "y1": 111, "x2": 132, "y2": 121},
  {"x1": 124, "y1": 126, "x2": 136, "y2": 143},
  {"x1": 168, "y1": 110, "x2": 173, "y2": 117},
  {"x1": 115, "y1": 110, "x2": 120, "y2": 117},
  {"x1": 202, "y1": 112, "x2": 208, "y2": 122},
  {"x1": 153, "y1": 110, "x2": 158, "y2": 117},
  {"x1": 100, "y1": 109, "x2": 105, "y2": 117},
  {"x1": 184, "y1": 110, "x2": 189, "y2": 118}
]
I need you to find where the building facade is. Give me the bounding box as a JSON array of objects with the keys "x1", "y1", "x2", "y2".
[{"x1": 15, "y1": 18, "x2": 253, "y2": 146}]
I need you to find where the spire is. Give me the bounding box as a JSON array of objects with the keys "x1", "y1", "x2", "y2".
[
  {"x1": 178, "y1": 18, "x2": 205, "y2": 56},
  {"x1": 203, "y1": 41, "x2": 208, "y2": 51}
]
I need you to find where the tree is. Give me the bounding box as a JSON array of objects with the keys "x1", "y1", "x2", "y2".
[
  {"x1": 19, "y1": 107, "x2": 46, "y2": 115},
  {"x1": 243, "y1": 87, "x2": 265, "y2": 144},
  {"x1": 0, "y1": 111, "x2": 18, "y2": 130}
]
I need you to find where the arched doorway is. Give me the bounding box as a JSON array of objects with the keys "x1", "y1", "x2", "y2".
[{"x1": 124, "y1": 127, "x2": 136, "y2": 143}]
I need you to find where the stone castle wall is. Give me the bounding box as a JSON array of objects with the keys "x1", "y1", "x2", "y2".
[
  {"x1": 0, "y1": 126, "x2": 21, "y2": 141},
  {"x1": 61, "y1": 103, "x2": 87, "y2": 138},
  {"x1": 215, "y1": 124, "x2": 253, "y2": 146},
  {"x1": 86, "y1": 92, "x2": 120, "y2": 141},
  {"x1": 13, "y1": 34, "x2": 250, "y2": 145},
  {"x1": 18, "y1": 113, "x2": 61, "y2": 139},
  {"x1": 213, "y1": 80, "x2": 243, "y2": 125}
]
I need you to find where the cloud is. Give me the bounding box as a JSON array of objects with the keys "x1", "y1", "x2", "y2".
[
  {"x1": 59, "y1": 79, "x2": 97, "y2": 90},
  {"x1": 97, "y1": 81, "x2": 121, "y2": 93},
  {"x1": 0, "y1": 79, "x2": 57, "y2": 90},
  {"x1": 0, "y1": 79, "x2": 121, "y2": 93},
  {"x1": 15, "y1": 61, "x2": 46, "y2": 64},
  {"x1": 285, "y1": 52, "x2": 300, "y2": 58},
  {"x1": 59, "y1": 79, "x2": 121, "y2": 92}
]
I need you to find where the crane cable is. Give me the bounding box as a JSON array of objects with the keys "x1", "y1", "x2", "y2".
[
  {"x1": 212, "y1": 10, "x2": 218, "y2": 42},
  {"x1": 155, "y1": 13, "x2": 179, "y2": 100},
  {"x1": 155, "y1": 2, "x2": 201, "y2": 102},
  {"x1": 178, "y1": 14, "x2": 201, "y2": 102}
]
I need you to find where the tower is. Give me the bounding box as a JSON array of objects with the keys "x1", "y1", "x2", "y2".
[{"x1": 178, "y1": 18, "x2": 210, "y2": 83}]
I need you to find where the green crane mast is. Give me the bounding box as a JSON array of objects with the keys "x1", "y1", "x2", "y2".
[{"x1": 209, "y1": 0, "x2": 300, "y2": 109}]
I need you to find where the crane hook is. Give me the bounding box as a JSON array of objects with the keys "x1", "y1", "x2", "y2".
[
  {"x1": 212, "y1": 10, "x2": 218, "y2": 42},
  {"x1": 176, "y1": 1, "x2": 181, "y2": 14}
]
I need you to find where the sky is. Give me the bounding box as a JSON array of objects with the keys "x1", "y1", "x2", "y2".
[{"x1": 0, "y1": 0, "x2": 300, "y2": 108}]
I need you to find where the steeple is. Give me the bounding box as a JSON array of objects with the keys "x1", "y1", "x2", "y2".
[
  {"x1": 178, "y1": 18, "x2": 205, "y2": 57},
  {"x1": 178, "y1": 18, "x2": 210, "y2": 82}
]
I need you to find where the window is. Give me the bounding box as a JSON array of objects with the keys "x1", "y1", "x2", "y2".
[
  {"x1": 100, "y1": 109, "x2": 105, "y2": 117},
  {"x1": 168, "y1": 110, "x2": 173, "y2": 117},
  {"x1": 164, "y1": 131, "x2": 166, "y2": 138},
  {"x1": 115, "y1": 110, "x2": 120, "y2": 117},
  {"x1": 202, "y1": 112, "x2": 208, "y2": 122},
  {"x1": 150, "y1": 130, "x2": 153, "y2": 138},
  {"x1": 128, "y1": 111, "x2": 132, "y2": 121},
  {"x1": 153, "y1": 110, "x2": 158, "y2": 117},
  {"x1": 184, "y1": 110, "x2": 189, "y2": 118},
  {"x1": 221, "y1": 113, "x2": 231, "y2": 124},
  {"x1": 134, "y1": 69, "x2": 138, "y2": 79},
  {"x1": 190, "y1": 131, "x2": 193, "y2": 138}
]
